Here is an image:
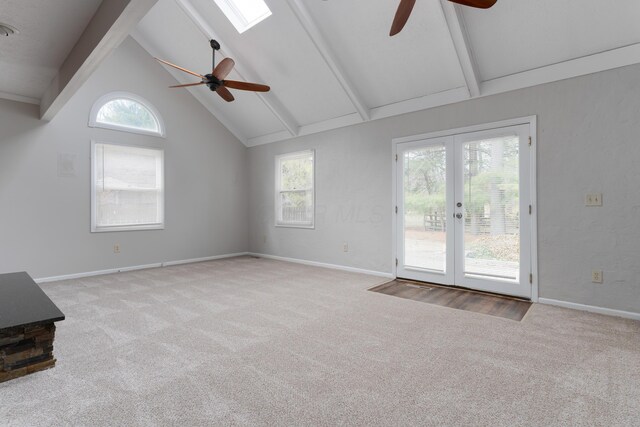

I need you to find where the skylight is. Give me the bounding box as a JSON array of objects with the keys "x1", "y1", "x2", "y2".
[{"x1": 213, "y1": 0, "x2": 272, "y2": 34}]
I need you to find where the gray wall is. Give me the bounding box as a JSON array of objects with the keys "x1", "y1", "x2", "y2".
[
  {"x1": 1, "y1": 34, "x2": 638, "y2": 314},
  {"x1": 0, "y1": 37, "x2": 248, "y2": 278},
  {"x1": 248, "y1": 63, "x2": 640, "y2": 313}
]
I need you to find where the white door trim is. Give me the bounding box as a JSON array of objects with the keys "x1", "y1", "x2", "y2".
[{"x1": 392, "y1": 116, "x2": 538, "y2": 302}]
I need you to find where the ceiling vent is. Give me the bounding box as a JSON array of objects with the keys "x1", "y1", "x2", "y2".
[{"x1": 0, "y1": 23, "x2": 18, "y2": 37}]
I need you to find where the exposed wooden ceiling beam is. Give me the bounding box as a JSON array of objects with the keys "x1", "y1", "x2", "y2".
[
  {"x1": 40, "y1": 0, "x2": 159, "y2": 121},
  {"x1": 440, "y1": 1, "x2": 481, "y2": 98},
  {"x1": 285, "y1": 0, "x2": 370, "y2": 121},
  {"x1": 174, "y1": 0, "x2": 299, "y2": 137}
]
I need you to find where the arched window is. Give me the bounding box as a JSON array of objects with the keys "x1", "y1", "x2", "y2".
[{"x1": 89, "y1": 92, "x2": 165, "y2": 137}]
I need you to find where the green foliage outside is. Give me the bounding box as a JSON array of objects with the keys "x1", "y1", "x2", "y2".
[
  {"x1": 462, "y1": 143, "x2": 519, "y2": 215},
  {"x1": 280, "y1": 155, "x2": 313, "y2": 219},
  {"x1": 404, "y1": 138, "x2": 519, "y2": 236},
  {"x1": 403, "y1": 146, "x2": 446, "y2": 215},
  {"x1": 281, "y1": 155, "x2": 313, "y2": 191},
  {"x1": 98, "y1": 99, "x2": 158, "y2": 131}
]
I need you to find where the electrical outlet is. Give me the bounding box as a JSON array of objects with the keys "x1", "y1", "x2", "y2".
[
  {"x1": 113, "y1": 244, "x2": 120, "y2": 254},
  {"x1": 585, "y1": 193, "x2": 603, "y2": 206},
  {"x1": 343, "y1": 242, "x2": 349, "y2": 252},
  {"x1": 592, "y1": 270, "x2": 603, "y2": 283}
]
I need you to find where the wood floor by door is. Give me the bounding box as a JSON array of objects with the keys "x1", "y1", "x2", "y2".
[{"x1": 370, "y1": 279, "x2": 532, "y2": 321}]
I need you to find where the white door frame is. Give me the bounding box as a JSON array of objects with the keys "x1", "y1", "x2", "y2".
[{"x1": 391, "y1": 116, "x2": 538, "y2": 302}]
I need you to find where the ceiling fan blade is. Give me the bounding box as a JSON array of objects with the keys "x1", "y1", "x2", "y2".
[
  {"x1": 390, "y1": 0, "x2": 416, "y2": 36},
  {"x1": 155, "y1": 58, "x2": 205, "y2": 79},
  {"x1": 216, "y1": 85, "x2": 235, "y2": 102},
  {"x1": 449, "y1": 0, "x2": 497, "y2": 9},
  {"x1": 222, "y1": 80, "x2": 270, "y2": 92},
  {"x1": 169, "y1": 82, "x2": 205, "y2": 88},
  {"x1": 213, "y1": 57, "x2": 235, "y2": 80}
]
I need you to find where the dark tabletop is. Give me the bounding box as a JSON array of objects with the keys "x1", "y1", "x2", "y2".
[{"x1": 0, "y1": 272, "x2": 65, "y2": 330}]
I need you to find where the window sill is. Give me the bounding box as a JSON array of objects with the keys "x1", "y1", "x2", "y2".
[
  {"x1": 89, "y1": 122, "x2": 165, "y2": 138},
  {"x1": 275, "y1": 223, "x2": 315, "y2": 230},
  {"x1": 91, "y1": 224, "x2": 165, "y2": 233}
]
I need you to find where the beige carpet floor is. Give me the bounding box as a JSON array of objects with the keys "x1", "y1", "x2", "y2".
[{"x1": 1, "y1": 256, "x2": 638, "y2": 426}]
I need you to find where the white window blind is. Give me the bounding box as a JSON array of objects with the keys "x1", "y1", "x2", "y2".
[
  {"x1": 275, "y1": 150, "x2": 314, "y2": 228},
  {"x1": 91, "y1": 142, "x2": 164, "y2": 232}
]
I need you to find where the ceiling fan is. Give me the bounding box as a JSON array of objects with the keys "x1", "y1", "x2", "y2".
[
  {"x1": 155, "y1": 39, "x2": 270, "y2": 102},
  {"x1": 390, "y1": 0, "x2": 497, "y2": 36}
]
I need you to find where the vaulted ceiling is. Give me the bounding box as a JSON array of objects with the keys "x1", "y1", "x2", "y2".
[
  {"x1": 132, "y1": 0, "x2": 640, "y2": 146},
  {"x1": 0, "y1": 0, "x2": 158, "y2": 119},
  {"x1": 2, "y1": 0, "x2": 640, "y2": 146},
  {"x1": 0, "y1": 0, "x2": 102, "y2": 103}
]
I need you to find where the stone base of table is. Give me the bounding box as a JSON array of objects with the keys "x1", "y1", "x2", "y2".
[{"x1": 0, "y1": 323, "x2": 56, "y2": 383}]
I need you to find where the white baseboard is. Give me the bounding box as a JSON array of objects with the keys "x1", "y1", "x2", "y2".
[
  {"x1": 35, "y1": 263, "x2": 163, "y2": 283},
  {"x1": 538, "y1": 298, "x2": 640, "y2": 321},
  {"x1": 248, "y1": 252, "x2": 394, "y2": 279},
  {"x1": 161, "y1": 252, "x2": 249, "y2": 267},
  {"x1": 33, "y1": 252, "x2": 638, "y2": 321},
  {"x1": 35, "y1": 252, "x2": 249, "y2": 283}
]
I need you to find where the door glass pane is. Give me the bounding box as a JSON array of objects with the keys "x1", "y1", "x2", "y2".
[
  {"x1": 463, "y1": 135, "x2": 519, "y2": 280},
  {"x1": 403, "y1": 144, "x2": 447, "y2": 272}
]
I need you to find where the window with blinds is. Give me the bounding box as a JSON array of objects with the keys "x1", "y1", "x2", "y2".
[
  {"x1": 275, "y1": 150, "x2": 314, "y2": 228},
  {"x1": 91, "y1": 142, "x2": 164, "y2": 232}
]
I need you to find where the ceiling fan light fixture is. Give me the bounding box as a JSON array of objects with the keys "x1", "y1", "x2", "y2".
[{"x1": 0, "y1": 23, "x2": 19, "y2": 37}]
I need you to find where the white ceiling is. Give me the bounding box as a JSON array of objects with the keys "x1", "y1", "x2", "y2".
[
  {"x1": 2, "y1": 0, "x2": 640, "y2": 145},
  {"x1": 304, "y1": 0, "x2": 466, "y2": 109},
  {"x1": 0, "y1": 0, "x2": 102, "y2": 103},
  {"x1": 463, "y1": 0, "x2": 640, "y2": 81},
  {"x1": 133, "y1": 0, "x2": 640, "y2": 146}
]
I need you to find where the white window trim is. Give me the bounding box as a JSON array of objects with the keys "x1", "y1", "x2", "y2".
[
  {"x1": 91, "y1": 140, "x2": 165, "y2": 233},
  {"x1": 89, "y1": 92, "x2": 166, "y2": 138},
  {"x1": 275, "y1": 149, "x2": 315, "y2": 229},
  {"x1": 213, "y1": 0, "x2": 272, "y2": 34}
]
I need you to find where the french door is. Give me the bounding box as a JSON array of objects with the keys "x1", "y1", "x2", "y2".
[{"x1": 395, "y1": 123, "x2": 533, "y2": 299}]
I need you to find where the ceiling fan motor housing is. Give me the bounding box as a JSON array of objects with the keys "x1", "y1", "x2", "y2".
[{"x1": 204, "y1": 74, "x2": 221, "y2": 91}]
